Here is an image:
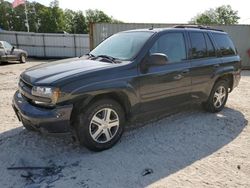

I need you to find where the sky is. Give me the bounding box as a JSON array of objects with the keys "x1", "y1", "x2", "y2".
[{"x1": 6, "y1": 0, "x2": 250, "y2": 24}]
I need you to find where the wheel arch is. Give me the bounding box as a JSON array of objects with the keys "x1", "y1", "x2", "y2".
[
  {"x1": 214, "y1": 73, "x2": 234, "y2": 92},
  {"x1": 70, "y1": 91, "x2": 132, "y2": 126}
]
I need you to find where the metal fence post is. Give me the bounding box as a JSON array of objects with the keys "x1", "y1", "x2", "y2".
[
  {"x1": 73, "y1": 35, "x2": 77, "y2": 57},
  {"x1": 42, "y1": 34, "x2": 46, "y2": 57},
  {"x1": 89, "y1": 22, "x2": 94, "y2": 50},
  {"x1": 15, "y1": 33, "x2": 19, "y2": 48}
]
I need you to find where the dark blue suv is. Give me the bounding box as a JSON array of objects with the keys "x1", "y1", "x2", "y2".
[{"x1": 12, "y1": 26, "x2": 241, "y2": 151}]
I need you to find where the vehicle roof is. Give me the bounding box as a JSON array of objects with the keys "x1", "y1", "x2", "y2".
[{"x1": 122, "y1": 26, "x2": 227, "y2": 35}]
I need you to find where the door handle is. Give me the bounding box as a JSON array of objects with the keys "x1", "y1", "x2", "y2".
[
  {"x1": 213, "y1": 64, "x2": 220, "y2": 68},
  {"x1": 182, "y1": 69, "x2": 190, "y2": 74},
  {"x1": 174, "y1": 74, "x2": 184, "y2": 80}
]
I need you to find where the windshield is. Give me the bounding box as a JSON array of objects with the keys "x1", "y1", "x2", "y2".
[{"x1": 90, "y1": 31, "x2": 153, "y2": 60}]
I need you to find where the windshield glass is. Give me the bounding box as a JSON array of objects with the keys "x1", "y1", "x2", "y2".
[{"x1": 90, "y1": 31, "x2": 153, "y2": 60}]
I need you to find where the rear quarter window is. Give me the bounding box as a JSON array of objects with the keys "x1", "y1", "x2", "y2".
[{"x1": 212, "y1": 33, "x2": 237, "y2": 56}]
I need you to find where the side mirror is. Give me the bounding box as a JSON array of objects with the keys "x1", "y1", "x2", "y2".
[
  {"x1": 147, "y1": 53, "x2": 168, "y2": 66},
  {"x1": 11, "y1": 46, "x2": 15, "y2": 51}
]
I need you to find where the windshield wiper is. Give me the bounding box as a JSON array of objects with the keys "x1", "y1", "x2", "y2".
[
  {"x1": 94, "y1": 55, "x2": 118, "y2": 63},
  {"x1": 86, "y1": 53, "x2": 95, "y2": 58},
  {"x1": 79, "y1": 53, "x2": 95, "y2": 58}
]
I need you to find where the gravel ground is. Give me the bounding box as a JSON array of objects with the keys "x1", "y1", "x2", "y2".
[{"x1": 0, "y1": 59, "x2": 249, "y2": 188}]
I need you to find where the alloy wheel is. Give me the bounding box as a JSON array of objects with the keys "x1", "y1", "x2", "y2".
[
  {"x1": 213, "y1": 86, "x2": 226, "y2": 108},
  {"x1": 89, "y1": 108, "x2": 120, "y2": 143}
]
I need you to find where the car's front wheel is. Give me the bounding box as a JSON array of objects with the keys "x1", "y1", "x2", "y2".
[
  {"x1": 203, "y1": 79, "x2": 229, "y2": 113},
  {"x1": 20, "y1": 54, "x2": 26, "y2": 63},
  {"x1": 74, "y1": 99, "x2": 125, "y2": 151}
]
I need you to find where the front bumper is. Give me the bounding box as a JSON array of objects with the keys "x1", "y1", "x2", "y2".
[{"x1": 12, "y1": 91, "x2": 73, "y2": 133}]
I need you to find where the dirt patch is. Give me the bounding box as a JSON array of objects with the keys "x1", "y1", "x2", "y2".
[{"x1": 0, "y1": 59, "x2": 249, "y2": 188}]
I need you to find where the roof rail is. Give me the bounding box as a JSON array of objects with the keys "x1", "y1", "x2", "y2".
[{"x1": 174, "y1": 25, "x2": 224, "y2": 32}]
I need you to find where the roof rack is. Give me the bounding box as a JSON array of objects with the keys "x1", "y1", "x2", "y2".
[{"x1": 174, "y1": 25, "x2": 224, "y2": 32}]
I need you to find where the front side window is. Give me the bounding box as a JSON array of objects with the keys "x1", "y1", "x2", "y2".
[
  {"x1": 212, "y1": 33, "x2": 236, "y2": 56},
  {"x1": 150, "y1": 33, "x2": 186, "y2": 63},
  {"x1": 3, "y1": 41, "x2": 12, "y2": 50},
  {"x1": 91, "y1": 31, "x2": 153, "y2": 60}
]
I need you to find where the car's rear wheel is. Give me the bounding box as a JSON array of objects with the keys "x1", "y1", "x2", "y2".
[
  {"x1": 203, "y1": 79, "x2": 229, "y2": 113},
  {"x1": 20, "y1": 54, "x2": 26, "y2": 63},
  {"x1": 74, "y1": 99, "x2": 125, "y2": 151}
]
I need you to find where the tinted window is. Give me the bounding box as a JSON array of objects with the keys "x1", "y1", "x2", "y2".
[
  {"x1": 212, "y1": 33, "x2": 236, "y2": 56},
  {"x1": 204, "y1": 33, "x2": 216, "y2": 57},
  {"x1": 190, "y1": 32, "x2": 207, "y2": 59},
  {"x1": 150, "y1": 33, "x2": 186, "y2": 63}
]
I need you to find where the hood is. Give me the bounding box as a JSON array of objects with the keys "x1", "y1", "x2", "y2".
[{"x1": 21, "y1": 57, "x2": 113, "y2": 85}]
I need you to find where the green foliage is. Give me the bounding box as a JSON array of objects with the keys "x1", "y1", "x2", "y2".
[
  {"x1": 86, "y1": 9, "x2": 113, "y2": 23},
  {"x1": 190, "y1": 5, "x2": 240, "y2": 25},
  {"x1": 0, "y1": 0, "x2": 121, "y2": 33}
]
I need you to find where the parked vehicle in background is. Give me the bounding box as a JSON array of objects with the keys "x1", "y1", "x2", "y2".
[
  {"x1": 0, "y1": 41, "x2": 28, "y2": 64},
  {"x1": 12, "y1": 26, "x2": 241, "y2": 151}
]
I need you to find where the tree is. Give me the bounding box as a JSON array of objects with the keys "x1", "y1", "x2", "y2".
[
  {"x1": 73, "y1": 11, "x2": 87, "y2": 34},
  {"x1": 85, "y1": 9, "x2": 113, "y2": 23},
  {"x1": 190, "y1": 5, "x2": 240, "y2": 25},
  {"x1": 64, "y1": 9, "x2": 87, "y2": 34},
  {"x1": 48, "y1": 0, "x2": 65, "y2": 32},
  {"x1": 0, "y1": 0, "x2": 15, "y2": 30},
  {"x1": 0, "y1": 0, "x2": 121, "y2": 33},
  {"x1": 64, "y1": 9, "x2": 75, "y2": 33}
]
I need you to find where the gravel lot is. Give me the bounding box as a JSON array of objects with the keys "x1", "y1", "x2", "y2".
[{"x1": 0, "y1": 59, "x2": 249, "y2": 188}]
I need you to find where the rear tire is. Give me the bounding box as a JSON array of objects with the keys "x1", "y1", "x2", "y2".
[
  {"x1": 74, "y1": 99, "x2": 125, "y2": 151},
  {"x1": 203, "y1": 79, "x2": 229, "y2": 113},
  {"x1": 20, "y1": 54, "x2": 26, "y2": 63}
]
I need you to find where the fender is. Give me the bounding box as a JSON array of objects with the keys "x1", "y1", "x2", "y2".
[
  {"x1": 68, "y1": 78, "x2": 140, "y2": 113},
  {"x1": 198, "y1": 65, "x2": 235, "y2": 101},
  {"x1": 212, "y1": 65, "x2": 235, "y2": 81}
]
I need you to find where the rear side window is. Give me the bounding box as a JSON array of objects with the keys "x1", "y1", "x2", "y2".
[
  {"x1": 150, "y1": 33, "x2": 186, "y2": 63},
  {"x1": 212, "y1": 33, "x2": 236, "y2": 56},
  {"x1": 189, "y1": 32, "x2": 207, "y2": 59},
  {"x1": 204, "y1": 33, "x2": 216, "y2": 57}
]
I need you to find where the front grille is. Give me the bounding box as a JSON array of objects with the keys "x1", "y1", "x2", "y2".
[
  {"x1": 19, "y1": 78, "x2": 33, "y2": 100},
  {"x1": 18, "y1": 78, "x2": 51, "y2": 105}
]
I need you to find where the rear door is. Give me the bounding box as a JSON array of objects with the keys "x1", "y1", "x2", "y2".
[
  {"x1": 188, "y1": 31, "x2": 221, "y2": 101},
  {"x1": 138, "y1": 31, "x2": 192, "y2": 113}
]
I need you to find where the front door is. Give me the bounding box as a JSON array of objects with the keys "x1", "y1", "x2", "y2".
[
  {"x1": 138, "y1": 32, "x2": 192, "y2": 113},
  {"x1": 3, "y1": 41, "x2": 16, "y2": 61}
]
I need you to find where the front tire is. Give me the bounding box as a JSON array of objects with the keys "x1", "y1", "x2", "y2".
[
  {"x1": 74, "y1": 99, "x2": 125, "y2": 151},
  {"x1": 20, "y1": 54, "x2": 26, "y2": 63},
  {"x1": 203, "y1": 79, "x2": 229, "y2": 113}
]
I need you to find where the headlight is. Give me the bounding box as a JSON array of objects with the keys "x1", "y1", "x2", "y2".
[{"x1": 31, "y1": 86, "x2": 60, "y2": 104}]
